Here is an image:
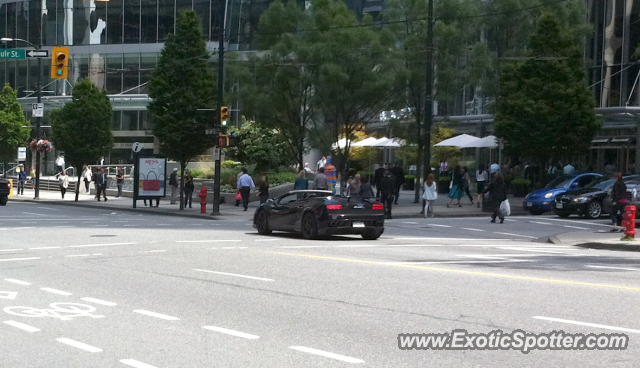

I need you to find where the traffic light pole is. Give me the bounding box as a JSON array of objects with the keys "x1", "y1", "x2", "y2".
[
  {"x1": 422, "y1": 0, "x2": 434, "y2": 180},
  {"x1": 34, "y1": 42, "x2": 42, "y2": 199},
  {"x1": 212, "y1": 1, "x2": 225, "y2": 216}
]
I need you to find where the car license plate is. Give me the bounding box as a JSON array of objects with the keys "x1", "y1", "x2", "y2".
[
  {"x1": 353, "y1": 222, "x2": 365, "y2": 228},
  {"x1": 556, "y1": 203, "x2": 563, "y2": 209},
  {"x1": 527, "y1": 202, "x2": 532, "y2": 207}
]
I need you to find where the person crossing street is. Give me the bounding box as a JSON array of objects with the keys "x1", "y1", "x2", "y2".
[{"x1": 237, "y1": 167, "x2": 255, "y2": 211}]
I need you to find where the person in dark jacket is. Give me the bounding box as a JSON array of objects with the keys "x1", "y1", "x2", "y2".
[
  {"x1": 294, "y1": 171, "x2": 308, "y2": 190},
  {"x1": 373, "y1": 164, "x2": 386, "y2": 198},
  {"x1": 184, "y1": 171, "x2": 195, "y2": 208},
  {"x1": 610, "y1": 173, "x2": 628, "y2": 230},
  {"x1": 484, "y1": 172, "x2": 507, "y2": 223},
  {"x1": 258, "y1": 175, "x2": 269, "y2": 204},
  {"x1": 17, "y1": 166, "x2": 26, "y2": 195},
  {"x1": 95, "y1": 167, "x2": 108, "y2": 202},
  {"x1": 380, "y1": 170, "x2": 396, "y2": 219},
  {"x1": 390, "y1": 164, "x2": 405, "y2": 205},
  {"x1": 115, "y1": 167, "x2": 124, "y2": 198},
  {"x1": 359, "y1": 175, "x2": 374, "y2": 198}
]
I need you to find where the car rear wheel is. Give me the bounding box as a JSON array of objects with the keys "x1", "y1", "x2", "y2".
[
  {"x1": 255, "y1": 210, "x2": 272, "y2": 235},
  {"x1": 301, "y1": 213, "x2": 318, "y2": 240},
  {"x1": 584, "y1": 201, "x2": 602, "y2": 219},
  {"x1": 361, "y1": 228, "x2": 383, "y2": 240}
]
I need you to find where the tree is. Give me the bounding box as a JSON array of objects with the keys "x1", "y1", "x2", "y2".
[
  {"x1": 237, "y1": 0, "x2": 314, "y2": 170},
  {"x1": 495, "y1": 12, "x2": 599, "y2": 177},
  {"x1": 148, "y1": 11, "x2": 216, "y2": 210},
  {"x1": 227, "y1": 120, "x2": 290, "y2": 173},
  {"x1": 51, "y1": 79, "x2": 113, "y2": 201},
  {"x1": 0, "y1": 84, "x2": 30, "y2": 166}
]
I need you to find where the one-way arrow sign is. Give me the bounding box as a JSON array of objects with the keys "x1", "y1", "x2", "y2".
[{"x1": 27, "y1": 50, "x2": 49, "y2": 58}]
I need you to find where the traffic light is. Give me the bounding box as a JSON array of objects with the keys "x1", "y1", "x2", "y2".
[
  {"x1": 220, "y1": 106, "x2": 230, "y2": 123},
  {"x1": 51, "y1": 47, "x2": 70, "y2": 79}
]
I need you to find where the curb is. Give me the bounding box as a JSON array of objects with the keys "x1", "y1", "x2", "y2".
[{"x1": 573, "y1": 242, "x2": 640, "y2": 252}]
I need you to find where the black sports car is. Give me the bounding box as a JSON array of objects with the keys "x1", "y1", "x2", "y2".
[
  {"x1": 253, "y1": 190, "x2": 385, "y2": 239},
  {"x1": 553, "y1": 175, "x2": 640, "y2": 219}
]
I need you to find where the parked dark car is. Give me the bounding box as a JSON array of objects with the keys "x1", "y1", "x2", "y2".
[
  {"x1": 0, "y1": 178, "x2": 9, "y2": 206},
  {"x1": 523, "y1": 173, "x2": 602, "y2": 215},
  {"x1": 253, "y1": 190, "x2": 385, "y2": 240},
  {"x1": 553, "y1": 175, "x2": 640, "y2": 219}
]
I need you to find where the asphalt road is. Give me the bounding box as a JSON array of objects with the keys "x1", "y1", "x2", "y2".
[{"x1": 0, "y1": 202, "x2": 639, "y2": 367}]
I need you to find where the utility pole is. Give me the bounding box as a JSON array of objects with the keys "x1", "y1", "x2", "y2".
[
  {"x1": 212, "y1": 1, "x2": 226, "y2": 216},
  {"x1": 422, "y1": 0, "x2": 434, "y2": 180}
]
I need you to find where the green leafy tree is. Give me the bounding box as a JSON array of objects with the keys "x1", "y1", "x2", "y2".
[
  {"x1": 148, "y1": 11, "x2": 216, "y2": 210},
  {"x1": 495, "y1": 12, "x2": 599, "y2": 178},
  {"x1": 227, "y1": 120, "x2": 290, "y2": 173},
  {"x1": 51, "y1": 79, "x2": 113, "y2": 201},
  {"x1": 0, "y1": 84, "x2": 30, "y2": 165}
]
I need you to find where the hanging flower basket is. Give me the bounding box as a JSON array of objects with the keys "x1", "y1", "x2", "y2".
[{"x1": 30, "y1": 139, "x2": 53, "y2": 153}]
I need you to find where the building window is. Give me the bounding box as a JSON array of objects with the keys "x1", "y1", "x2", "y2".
[
  {"x1": 107, "y1": 0, "x2": 123, "y2": 44},
  {"x1": 141, "y1": 0, "x2": 158, "y2": 43},
  {"x1": 158, "y1": 0, "x2": 175, "y2": 41}
]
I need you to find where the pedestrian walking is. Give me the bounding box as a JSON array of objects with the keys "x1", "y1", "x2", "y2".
[
  {"x1": 380, "y1": 170, "x2": 395, "y2": 219},
  {"x1": 484, "y1": 172, "x2": 507, "y2": 223},
  {"x1": 258, "y1": 175, "x2": 269, "y2": 204},
  {"x1": 58, "y1": 170, "x2": 69, "y2": 199},
  {"x1": 184, "y1": 171, "x2": 195, "y2": 208},
  {"x1": 373, "y1": 163, "x2": 386, "y2": 198},
  {"x1": 422, "y1": 173, "x2": 437, "y2": 218},
  {"x1": 447, "y1": 166, "x2": 464, "y2": 208},
  {"x1": 391, "y1": 163, "x2": 405, "y2": 205},
  {"x1": 347, "y1": 173, "x2": 362, "y2": 197},
  {"x1": 461, "y1": 167, "x2": 474, "y2": 205},
  {"x1": 82, "y1": 165, "x2": 92, "y2": 194},
  {"x1": 116, "y1": 167, "x2": 124, "y2": 198},
  {"x1": 55, "y1": 154, "x2": 65, "y2": 174},
  {"x1": 610, "y1": 173, "x2": 628, "y2": 231},
  {"x1": 169, "y1": 168, "x2": 179, "y2": 204},
  {"x1": 475, "y1": 164, "x2": 488, "y2": 208},
  {"x1": 17, "y1": 165, "x2": 26, "y2": 195},
  {"x1": 294, "y1": 171, "x2": 308, "y2": 190},
  {"x1": 313, "y1": 167, "x2": 328, "y2": 190},
  {"x1": 236, "y1": 167, "x2": 255, "y2": 211},
  {"x1": 95, "y1": 167, "x2": 108, "y2": 201},
  {"x1": 359, "y1": 176, "x2": 374, "y2": 198}
]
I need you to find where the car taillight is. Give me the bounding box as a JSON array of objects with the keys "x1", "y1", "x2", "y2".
[
  {"x1": 326, "y1": 204, "x2": 343, "y2": 210},
  {"x1": 372, "y1": 203, "x2": 384, "y2": 210}
]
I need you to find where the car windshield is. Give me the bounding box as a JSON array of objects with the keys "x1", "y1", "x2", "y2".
[
  {"x1": 585, "y1": 177, "x2": 615, "y2": 190},
  {"x1": 545, "y1": 175, "x2": 573, "y2": 189}
]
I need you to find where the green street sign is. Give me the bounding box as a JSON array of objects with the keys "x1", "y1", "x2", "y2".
[{"x1": 0, "y1": 49, "x2": 26, "y2": 59}]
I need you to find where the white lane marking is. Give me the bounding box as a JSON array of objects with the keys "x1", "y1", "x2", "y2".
[
  {"x1": 461, "y1": 227, "x2": 485, "y2": 232},
  {"x1": 202, "y1": 325, "x2": 260, "y2": 339},
  {"x1": 0, "y1": 227, "x2": 33, "y2": 231},
  {"x1": 56, "y1": 337, "x2": 103, "y2": 352},
  {"x1": 0, "y1": 249, "x2": 24, "y2": 252},
  {"x1": 4, "y1": 278, "x2": 31, "y2": 286},
  {"x1": 504, "y1": 219, "x2": 516, "y2": 222},
  {"x1": 586, "y1": 265, "x2": 640, "y2": 272},
  {"x1": 133, "y1": 309, "x2": 180, "y2": 321},
  {"x1": 220, "y1": 247, "x2": 248, "y2": 250},
  {"x1": 289, "y1": 346, "x2": 364, "y2": 364},
  {"x1": 22, "y1": 212, "x2": 46, "y2": 217},
  {"x1": 278, "y1": 245, "x2": 322, "y2": 249},
  {"x1": 335, "y1": 244, "x2": 380, "y2": 248},
  {"x1": 493, "y1": 232, "x2": 537, "y2": 239},
  {"x1": 65, "y1": 254, "x2": 91, "y2": 258},
  {"x1": 531, "y1": 221, "x2": 553, "y2": 225},
  {"x1": 427, "y1": 224, "x2": 452, "y2": 228},
  {"x1": 562, "y1": 225, "x2": 590, "y2": 230},
  {"x1": 497, "y1": 247, "x2": 568, "y2": 254},
  {"x1": 40, "y1": 287, "x2": 72, "y2": 296},
  {"x1": 0, "y1": 257, "x2": 40, "y2": 262},
  {"x1": 533, "y1": 316, "x2": 640, "y2": 334},
  {"x1": 254, "y1": 238, "x2": 279, "y2": 242},
  {"x1": 80, "y1": 297, "x2": 118, "y2": 307},
  {"x1": 36, "y1": 207, "x2": 54, "y2": 210},
  {"x1": 386, "y1": 244, "x2": 442, "y2": 247},
  {"x1": 29, "y1": 246, "x2": 62, "y2": 250},
  {"x1": 177, "y1": 239, "x2": 241, "y2": 243},
  {"x1": 392, "y1": 237, "x2": 506, "y2": 241},
  {"x1": 386, "y1": 260, "x2": 531, "y2": 265},
  {"x1": 3, "y1": 320, "x2": 40, "y2": 333},
  {"x1": 194, "y1": 269, "x2": 274, "y2": 282},
  {"x1": 519, "y1": 217, "x2": 611, "y2": 227},
  {"x1": 54, "y1": 226, "x2": 73, "y2": 228},
  {"x1": 401, "y1": 221, "x2": 419, "y2": 225},
  {"x1": 67, "y1": 242, "x2": 136, "y2": 249},
  {"x1": 143, "y1": 250, "x2": 167, "y2": 253},
  {"x1": 119, "y1": 359, "x2": 158, "y2": 368}
]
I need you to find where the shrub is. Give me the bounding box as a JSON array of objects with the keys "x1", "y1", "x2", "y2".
[
  {"x1": 268, "y1": 171, "x2": 297, "y2": 186},
  {"x1": 222, "y1": 160, "x2": 242, "y2": 169}
]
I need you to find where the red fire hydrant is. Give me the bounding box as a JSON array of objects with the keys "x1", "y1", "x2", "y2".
[
  {"x1": 199, "y1": 186, "x2": 208, "y2": 214},
  {"x1": 621, "y1": 205, "x2": 636, "y2": 240}
]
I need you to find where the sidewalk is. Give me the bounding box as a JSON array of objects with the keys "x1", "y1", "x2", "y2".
[
  {"x1": 549, "y1": 230, "x2": 640, "y2": 251},
  {"x1": 9, "y1": 188, "x2": 527, "y2": 220}
]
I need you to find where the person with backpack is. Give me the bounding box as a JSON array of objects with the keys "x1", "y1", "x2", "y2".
[{"x1": 484, "y1": 172, "x2": 507, "y2": 223}]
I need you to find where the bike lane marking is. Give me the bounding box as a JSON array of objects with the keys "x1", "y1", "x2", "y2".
[
  {"x1": 3, "y1": 320, "x2": 40, "y2": 333},
  {"x1": 202, "y1": 325, "x2": 260, "y2": 340},
  {"x1": 133, "y1": 309, "x2": 180, "y2": 321},
  {"x1": 4, "y1": 278, "x2": 31, "y2": 286},
  {"x1": 289, "y1": 346, "x2": 364, "y2": 364},
  {"x1": 40, "y1": 287, "x2": 72, "y2": 296},
  {"x1": 120, "y1": 359, "x2": 159, "y2": 368},
  {"x1": 56, "y1": 337, "x2": 103, "y2": 353}
]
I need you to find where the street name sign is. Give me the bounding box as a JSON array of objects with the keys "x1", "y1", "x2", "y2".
[
  {"x1": 0, "y1": 49, "x2": 25, "y2": 59},
  {"x1": 27, "y1": 50, "x2": 49, "y2": 58}
]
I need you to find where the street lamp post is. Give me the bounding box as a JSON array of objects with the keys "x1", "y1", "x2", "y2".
[{"x1": 1, "y1": 38, "x2": 43, "y2": 199}]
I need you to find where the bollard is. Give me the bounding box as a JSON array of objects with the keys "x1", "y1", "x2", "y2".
[
  {"x1": 621, "y1": 205, "x2": 636, "y2": 241},
  {"x1": 199, "y1": 186, "x2": 208, "y2": 214}
]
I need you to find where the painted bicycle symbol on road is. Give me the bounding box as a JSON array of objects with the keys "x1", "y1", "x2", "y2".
[{"x1": 3, "y1": 303, "x2": 105, "y2": 321}]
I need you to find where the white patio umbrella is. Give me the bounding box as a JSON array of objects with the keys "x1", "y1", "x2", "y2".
[
  {"x1": 351, "y1": 137, "x2": 381, "y2": 147},
  {"x1": 331, "y1": 138, "x2": 349, "y2": 150},
  {"x1": 434, "y1": 134, "x2": 480, "y2": 147},
  {"x1": 374, "y1": 137, "x2": 404, "y2": 148},
  {"x1": 459, "y1": 135, "x2": 498, "y2": 149}
]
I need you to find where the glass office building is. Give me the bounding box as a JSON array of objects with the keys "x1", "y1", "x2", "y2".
[{"x1": 0, "y1": 0, "x2": 271, "y2": 164}]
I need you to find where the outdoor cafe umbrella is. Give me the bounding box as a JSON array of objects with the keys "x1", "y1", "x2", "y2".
[
  {"x1": 458, "y1": 135, "x2": 498, "y2": 149},
  {"x1": 434, "y1": 134, "x2": 480, "y2": 148}
]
